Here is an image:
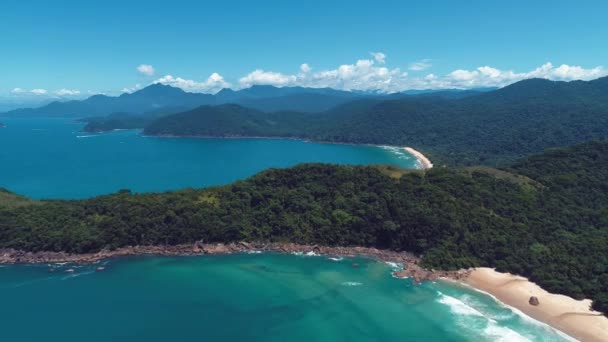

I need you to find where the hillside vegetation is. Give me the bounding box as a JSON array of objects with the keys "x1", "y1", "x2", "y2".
[
  {"x1": 143, "y1": 77, "x2": 608, "y2": 166},
  {"x1": 1, "y1": 141, "x2": 607, "y2": 314}
]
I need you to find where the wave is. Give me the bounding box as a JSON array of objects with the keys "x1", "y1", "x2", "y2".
[
  {"x1": 459, "y1": 284, "x2": 576, "y2": 341},
  {"x1": 328, "y1": 257, "x2": 343, "y2": 261},
  {"x1": 341, "y1": 281, "x2": 362, "y2": 287},
  {"x1": 378, "y1": 145, "x2": 413, "y2": 160},
  {"x1": 437, "y1": 291, "x2": 488, "y2": 319},
  {"x1": 385, "y1": 261, "x2": 403, "y2": 271},
  {"x1": 61, "y1": 270, "x2": 96, "y2": 281},
  {"x1": 436, "y1": 290, "x2": 573, "y2": 341},
  {"x1": 246, "y1": 250, "x2": 262, "y2": 254},
  {"x1": 292, "y1": 251, "x2": 319, "y2": 257},
  {"x1": 76, "y1": 135, "x2": 100, "y2": 138}
]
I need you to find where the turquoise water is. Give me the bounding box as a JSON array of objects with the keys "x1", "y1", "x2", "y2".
[
  {"x1": 0, "y1": 254, "x2": 570, "y2": 341},
  {"x1": 0, "y1": 118, "x2": 416, "y2": 199}
]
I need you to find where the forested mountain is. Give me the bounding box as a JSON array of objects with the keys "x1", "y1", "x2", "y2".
[
  {"x1": 1, "y1": 141, "x2": 607, "y2": 314},
  {"x1": 1, "y1": 84, "x2": 369, "y2": 118},
  {"x1": 142, "y1": 77, "x2": 608, "y2": 166}
]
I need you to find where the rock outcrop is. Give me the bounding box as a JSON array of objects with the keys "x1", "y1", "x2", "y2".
[{"x1": 529, "y1": 296, "x2": 540, "y2": 306}]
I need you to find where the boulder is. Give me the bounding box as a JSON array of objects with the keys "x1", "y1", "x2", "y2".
[{"x1": 529, "y1": 296, "x2": 540, "y2": 306}]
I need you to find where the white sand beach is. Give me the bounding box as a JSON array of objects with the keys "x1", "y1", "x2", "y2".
[
  {"x1": 463, "y1": 268, "x2": 608, "y2": 341},
  {"x1": 403, "y1": 147, "x2": 434, "y2": 169}
]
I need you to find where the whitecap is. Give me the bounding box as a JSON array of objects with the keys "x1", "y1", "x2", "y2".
[
  {"x1": 341, "y1": 282, "x2": 362, "y2": 286},
  {"x1": 61, "y1": 270, "x2": 95, "y2": 280},
  {"x1": 385, "y1": 261, "x2": 403, "y2": 271},
  {"x1": 459, "y1": 284, "x2": 577, "y2": 341},
  {"x1": 482, "y1": 324, "x2": 531, "y2": 342},
  {"x1": 437, "y1": 291, "x2": 488, "y2": 319}
]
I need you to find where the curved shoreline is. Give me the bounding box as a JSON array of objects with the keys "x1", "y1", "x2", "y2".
[
  {"x1": 403, "y1": 147, "x2": 434, "y2": 169},
  {"x1": 144, "y1": 134, "x2": 434, "y2": 170},
  {"x1": 457, "y1": 268, "x2": 608, "y2": 342}
]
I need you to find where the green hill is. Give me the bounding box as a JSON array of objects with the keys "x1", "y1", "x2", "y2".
[{"x1": 143, "y1": 77, "x2": 608, "y2": 166}]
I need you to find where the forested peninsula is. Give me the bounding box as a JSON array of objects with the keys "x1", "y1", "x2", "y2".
[{"x1": 1, "y1": 141, "x2": 607, "y2": 314}]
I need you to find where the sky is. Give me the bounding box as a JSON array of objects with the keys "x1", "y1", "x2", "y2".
[{"x1": 1, "y1": 0, "x2": 607, "y2": 104}]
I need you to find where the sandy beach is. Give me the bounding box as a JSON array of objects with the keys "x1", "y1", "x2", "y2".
[
  {"x1": 403, "y1": 147, "x2": 434, "y2": 169},
  {"x1": 461, "y1": 268, "x2": 608, "y2": 341}
]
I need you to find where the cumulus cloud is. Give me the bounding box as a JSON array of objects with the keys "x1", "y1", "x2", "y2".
[
  {"x1": 232, "y1": 57, "x2": 607, "y2": 93},
  {"x1": 116, "y1": 56, "x2": 607, "y2": 95},
  {"x1": 137, "y1": 64, "x2": 156, "y2": 77},
  {"x1": 122, "y1": 84, "x2": 142, "y2": 94},
  {"x1": 300, "y1": 63, "x2": 312, "y2": 73},
  {"x1": 237, "y1": 56, "x2": 405, "y2": 93},
  {"x1": 420, "y1": 62, "x2": 607, "y2": 89},
  {"x1": 30, "y1": 89, "x2": 48, "y2": 95},
  {"x1": 11, "y1": 88, "x2": 48, "y2": 95},
  {"x1": 154, "y1": 72, "x2": 230, "y2": 93},
  {"x1": 238, "y1": 70, "x2": 297, "y2": 88},
  {"x1": 409, "y1": 59, "x2": 432, "y2": 71},
  {"x1": 370, "y1": 52, "x2": 386, "y2": 64},
  {"x1": 10, "y1": 88, "x2": 28, "y2": 94},
  {"x1": 55, "y1": 89, "x2": 81, "y2": 96}
]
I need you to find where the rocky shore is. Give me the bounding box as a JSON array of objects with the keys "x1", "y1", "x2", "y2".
[{"x1": 0, "y1": 242, "x2": 468, "y2": 282}]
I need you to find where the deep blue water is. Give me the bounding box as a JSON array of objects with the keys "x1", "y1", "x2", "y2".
[{"x1": 0, "y1": 118, "x2": 416, "y2": 199}]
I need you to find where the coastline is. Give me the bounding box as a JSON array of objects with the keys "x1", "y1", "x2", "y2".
[
  {"x1": 77, "y1": 127, "x2": 434, "y2": 172},
  {"x1": 0, "y1": 242, "x2": 467, "y2": 283},
  {"x1": 403, "y1": 147, "x2": 434, "y2": 169},
  {"x1": 456, "y1": 267, "x2": 608, "y2": 342},
  {"x1": 144, "y1": 134, "x2": 434, "y2": 170}
]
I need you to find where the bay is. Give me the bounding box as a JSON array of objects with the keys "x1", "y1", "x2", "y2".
[{"x1": 0, "y1": 118, "x2": 416, "y2": 199}]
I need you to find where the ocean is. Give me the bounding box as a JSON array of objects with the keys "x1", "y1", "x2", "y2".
[
  {"x1": 0, "y1": 118, "x2": 416, "y2": 199},
  {"x1": 0, "y1": 254, "x2": 570, "y2": 341}
]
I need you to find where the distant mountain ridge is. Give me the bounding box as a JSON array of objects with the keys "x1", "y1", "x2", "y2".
[
  {"x1": 142, "y1": 76, "x2": 608, "y2": 166},
  {"x1": 0, "y1": 84, "x2": 370, "y2": 118}
]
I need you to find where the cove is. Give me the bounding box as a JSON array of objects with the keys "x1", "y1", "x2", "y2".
[{"x1": 0, "y1": 118, "x2": 417, "y2": 199}]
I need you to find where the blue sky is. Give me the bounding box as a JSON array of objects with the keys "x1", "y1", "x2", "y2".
[{"x1": 1, "y1": 0, "x2": 607, "y2": 101}]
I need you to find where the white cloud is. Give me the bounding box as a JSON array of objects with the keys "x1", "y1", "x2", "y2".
[
  {"x1": 370, "y1": 52, "x2": 386, "y2": 64},
  {"x1": 154, "y1": 72, "x2": 230, "y2": 93},
  {"x1": 237, "y1": 57, "x2": 404, "y2": 93},
  {"x1": 30, "y1": 88, "x2": 48, "y2": 95},
  {"x1": 10, "y1": 88, "x2": 27, "y2": 94},
  {"x1": 55, "y1": 89, "x2": 81, "y2": 96},
  {"x1": 300, "y1": 63, "x2": 312, "y2": 73},
  {"x1": 122, "y1": 84, "x2": 142, "y2": 94},
  {"x1": 10, "y1": 88, "x2": 48, "y2": 96},
  {"x1": 409, "y1": 59, "x2": 432, "y2": 71},
  {"x1": 238, "y1": 70, "x2": 297, "y2": 88},
  {"x1": 417, "y1": 62, "x2": 608, "y2": 89},
  {"x1": 236, "y1": 58, "x2": 606, "y2": 92},
  {"x1": 137, "y1": 64, "x2": 156, "y2": 77}
]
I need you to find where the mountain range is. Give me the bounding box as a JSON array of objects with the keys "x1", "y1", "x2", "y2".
[
  {"x1": 0, "y1": 84, "x2": 369, "y2": 118},
  {"x1": 141, "y1": 76, "x2": 608, "y2": 166}
]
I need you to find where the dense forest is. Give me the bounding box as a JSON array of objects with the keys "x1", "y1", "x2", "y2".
[
  {"x1": 143, "y1": 77, "x2": 608, "y2": 166},
  {"x1": 1, "y1": 141, "x2": 607, "y2": 314}
]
